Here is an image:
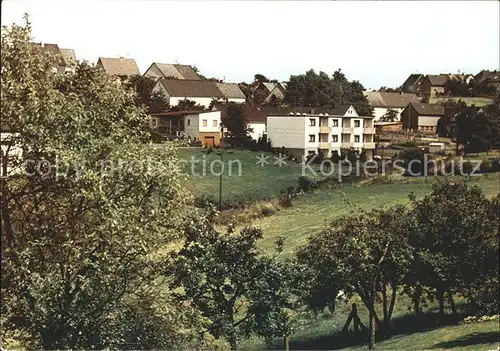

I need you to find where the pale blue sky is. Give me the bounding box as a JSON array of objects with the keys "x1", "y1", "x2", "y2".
[{"x1": 2, "y1": 0, "x2": 499, "y2": 89}]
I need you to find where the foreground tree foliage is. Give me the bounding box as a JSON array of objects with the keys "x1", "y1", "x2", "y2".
[
  {"x1": 1, "y1": 18, "x2": 203, "y2": 349},
  {"x1": 297, "y1": 205, "x2": 412, "y2": 348},
  {"x1": 298, "y1": 180, "x2": 499, "y2": 349},
  {"x1": 169, "y1": 208, "x2": 297, "y2": 350},
  {"x1": 406, "y1": 182, "x2": 499, "y2": 317}
]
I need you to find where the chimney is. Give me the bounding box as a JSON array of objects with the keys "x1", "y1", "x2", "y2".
[{"x1": 309, "y1": 108, "x2": 315, "y2": 114}]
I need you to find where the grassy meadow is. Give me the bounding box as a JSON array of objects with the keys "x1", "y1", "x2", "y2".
[{"x1": 174, "y1": 147, "x2": 500, "y2": 350}]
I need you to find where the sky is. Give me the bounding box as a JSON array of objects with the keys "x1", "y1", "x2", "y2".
[{"x1": 2, "y1": 0, "x2": 499, "y2": 89}]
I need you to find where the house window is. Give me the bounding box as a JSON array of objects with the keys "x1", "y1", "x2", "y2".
[
  {"x1": 202, "y1": 119, "x2": 207, "y2": 127},
  {"x1": 308, "y1": 134, "x2": 316, "y2": 142},
  {"x1": 309, "y1": 118, "x2": 316, "y2": 127},
  {"x1": 150, "y1": 117, "x2": 158, "y2": 129},
  {"x1": 332, "y1": 135, "x2": 339, "y2": 143},
  {"x1": 354, "y1": 120, "x2": 360, "y2": 127},
  {"x1": 332, "y1": 119, "x2": 339, "y2": 127},
  {"x1": 213, "y1": 120, "x2": 218, "y2": 127},
  {"x1": 354, "y1": 135, "x2": 360, "y2": 142},
  {"x1": 187, "y1": 119, "x2": 191, "y2": 126}
]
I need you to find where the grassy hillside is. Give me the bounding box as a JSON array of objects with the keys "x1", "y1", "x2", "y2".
[
  {"x1": 430, "y1": 96, "x2": 493, "y2": 107},
  {"x1": 253, "y1": 174, "x2": 500, "y2": 257},
  {"x1": 346, "y1": 320, "x2": 499, "y2": 351},
  {"x1": 176, "y1": 148, "x2": 323, "y2": 202}
]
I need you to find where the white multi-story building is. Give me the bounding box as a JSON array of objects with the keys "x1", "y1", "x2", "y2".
[{"x1": 266, "y1": 105, "x2": 376, "y2": 161}]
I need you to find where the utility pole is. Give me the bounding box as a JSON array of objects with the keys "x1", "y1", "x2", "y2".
[{"x1": 219, "y1": 99, "x2": 228, "y2": 211}]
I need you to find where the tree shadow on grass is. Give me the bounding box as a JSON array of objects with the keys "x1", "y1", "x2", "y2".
[
  {"x1": 430, "y1": 331, "x2": 499, "y2": 349},
  {"x1": 261, "y1": 312, "x2": 464, "y2": 350}
]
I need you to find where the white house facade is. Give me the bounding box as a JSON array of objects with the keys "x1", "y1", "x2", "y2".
[
  {"x1": 364, "y1": 91, "x2": 420, "y2": 121},
  {"x1": 266, "y1": 105, "x2": 376, "y2": 161}
]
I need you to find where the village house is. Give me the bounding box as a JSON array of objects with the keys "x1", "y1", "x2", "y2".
[
  {"x1": 143, "y1": 62, "x2": 201, "y2": 80},
  {"x1": 34, "y1": 43, "x2": 77, "y2": 74},
  {"x1": 401, "y1": 102, "x2": 445, "y2": 134},
  {"x1": 474, "y1": 70, "x2": 500, "y2": 91},
  {"x1": 152, "y1": 79, "x2": 246, "y2": 108},
  {"x1": 256, "y1": 82, "x2": 288, "y2": 102},
  {"x1": 96, "y1": 57, "x2": 140, "y2": 79},
  {"x1": 266, "y1": 105, "x2": 376, "y2": 161},
  {"x1": 364, "y1": 91, "x2": 420, "y2": 121},
  {"x1": 150, "y1": 109, "x2": 223, "y2": 146},
  {"x1": 243, "y1": 106, "x2": 268, "y2": 141},
  {"x1": 419, "y1": 74, "x2": 449, "y2": 99},
  {"x1": 402, "y1": 74, "x2": 424, "y2": 95}
]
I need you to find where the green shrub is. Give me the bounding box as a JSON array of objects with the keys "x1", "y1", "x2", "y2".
[
  {"x1": 260, "y1": 204, "x2": 275, "y2": 217},
  {"x1": 297, "y1": 176, "x2": 316, "y2": 192},
  {"x1": 278, "y1": 193, "x2": 293, "y2": 208}
]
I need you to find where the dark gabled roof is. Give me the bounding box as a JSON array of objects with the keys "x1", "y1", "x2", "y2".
[
  {"x1": 174, "y1": 64, "x2": 201, "y2": 80},
  {"x1": 408, "y1": 103, "x2": 445, "y2": 116},
  {"x1": 97, "y1": 57, "x2": 140, "y2": 76},
  {"x1": 243, "y1": 106, "x2": 268, "y2": 123},
  {"x1": 365, "y1": 91, "x2": 420, "y2": 108},
  {"x1": 426, "y1": 74, "x2": 449, "y2": 86},
  {"x1": 158, "y1": 79, "x2": 246, "y2": 99},
  {"x1": 265, "y1": 104, "x2": 371, "y2": 117},
  {"x1": 159, "y1": 79, "x2": 224, "y2": 98},
  {"x1": 403, "y1": 73, "x2": 424, "y2": 86},
  {"x1": 267, "y1": 106, "x2": 335, "y2": 115},
  {"x1": 474, "y1": 69, "x2": 500, "y2": 82},
  {"x1": 331, "y1": 104, "x2": 353, "y2": 115}
]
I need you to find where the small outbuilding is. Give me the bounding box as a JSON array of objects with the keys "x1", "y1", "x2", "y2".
[{"x1": 428, "y1": 142, "x2": 445, "y2": 154}]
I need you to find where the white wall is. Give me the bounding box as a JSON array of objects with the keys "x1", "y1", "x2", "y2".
[
  {"x1": 418, "y1": 116, "x2": 441, "y2": 127},
  {"x1": 144, "y1": 64, "x2": 163, "y2": 79},
  {"x1": 198, "y1": 111, "x2": 222, "y2": 133},
  {"x1": 152, "y1": 81, "x2": 170, "y2": 102},
  {"x1": 267, "y1": 116, "x2": 307, "y2": 149},
  {"x1": 227, "y1": 98, "x2": 246, "y2": 104},
  {"x1": 305, "y1": 117, "x2": 319, "y2": 148},
  {"x1": 372, "y1": 107, "x2": 404, "y2": 121},
  {"x1": 184, "y1": 114, "x2": 200, "y2": 140},
  {"x1": 248, "y1": 122, "x2": 266, "y2": 140}
]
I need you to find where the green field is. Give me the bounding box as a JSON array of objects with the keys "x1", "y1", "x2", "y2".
[
  {"x1": 176, "y1": 148, "x2": 324, "y2": 203},
  {"x1": 176, "y1": 148, "x2": 500, "y2": 350},
  {"x1": 430, "y1": 96, "x2": 493, "y2": 107},
  {"x1": 253, "y1": 174, "x2": 500, "y2": 257}
]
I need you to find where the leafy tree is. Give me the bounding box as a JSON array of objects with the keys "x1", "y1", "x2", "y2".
[
  {"x1": 406, "y1": 181, "x2": 499, "y2": 318},
  {"x1": 222, "y1": 102, "x2": 252, "y2": 145},
  {"x1": 444, "y1": 78, "x2": 470, "y2": 97},
  {"x1": 1, "y1": 18, "x2": 199, "y2": 349},
  {"x1": 245, "y1": 251, "x2": 301, "y2": 351},
  {"x1": 284, "y1": 68, "x2": 373, "y2": 115},
  {"x1": 378, "y1": 86, "x2": 402, "y2": 93},
  {"x1": 170, "y1": 98, "x2": 206, "y2": 111},
  {"x1": 254, "y1": 74, "x2": 270, "y2": 83},
  {"x1": 379, "y1": 108, "x2": 399, "y2": 122},
  {"x1": 451, "y1": 106, "x2": 500, "y2": 155},
  {"x1": 125, "y1": 75, "x2": 169, "y2": 113},
  {"x1": 297, "y1": 205, "x2": 412, "y2": 349},
  {"x1": 397, "y1": 148, "x2": 426, "y2": 176},
  {"x1": 169, "y1": 208, "x2": 292, "y2": 350}
]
